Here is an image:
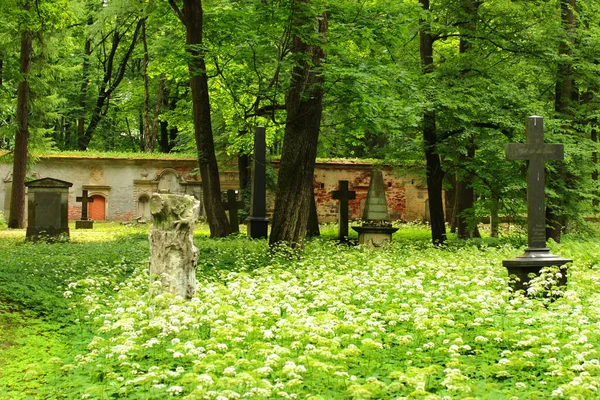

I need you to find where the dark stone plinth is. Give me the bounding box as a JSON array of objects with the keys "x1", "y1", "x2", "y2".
[
  {"x1": 503, "y1": 248, "x2": 571, "y2": 292},
  {"x1": 248, "y1": 216, "x2": 269, "y2": 239},
  {"x1": 352, "y1": 225, "x2": 399, "y2": 247},
  {"x1": 75, "y1": 220, "x2": 94, "y2": 229}
]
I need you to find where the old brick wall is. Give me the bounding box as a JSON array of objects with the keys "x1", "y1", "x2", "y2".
[{"x1": 1, "y1": 156, "x2": 433, "y2": 223}]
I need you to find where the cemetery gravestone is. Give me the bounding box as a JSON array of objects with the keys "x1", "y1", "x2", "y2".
[
  {"x1": 75, "y1": 189, "x2": 94, "y2": 229},
  {"x1": 331, "y1": 180, "x2": 356, "y2": 241},
  {"x1": 25, "y1": 177, "x2": 72, "y2": 240},
  {"x1": 352, "y1": 169, "x2": 398, "y2": 247},
  {"x1": 248, "y1": 126, "x2": 270, "y2": 239},
  {"x1": 149, "y1": 193, "x2": 199, "y2": 299},
  {"x1": 222, "y1": 189, "x2": 245, "y2": 233},
  {"x1": 503, "y1": 116, "x2": 572, "y2": 291}
]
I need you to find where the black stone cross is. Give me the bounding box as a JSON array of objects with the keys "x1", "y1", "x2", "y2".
[
  {"x1": 503, "y1": 116, "x2": 572, "y2": 292},
  {"x1": 76, "y1": 189, "x2": 94, "y2": 221},
  {"x1": 506, "y1": 116, "x2": 564, "y2": 249},
  {"x1": 332, "y1": 180, "x2": 356, "y2": 240},
  {"x1": 222, "y1": 189, "x2": 245, "y2": 233}
]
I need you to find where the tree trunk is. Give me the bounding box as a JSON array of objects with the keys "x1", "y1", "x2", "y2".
[
  {"x1": 142, "y1": 19, "x2": 153, "y2": 152},
  {"x1": 269, "y1": 0, "x2": 327, "y2": 249},
  {"x1": 420, "y1": 0, "x2": 446, "y2": 245},
  {"x1": 79, "y1": 18, "x2": 145, "y2": 150},
  {"x1": 76, "y1": 16, "x2": 93, "y2": 150},
  {"x1": 177, "y1": 0, "x2": 230, "y2": 237},
  {"x1": 9, "y1": 28, "x2": 33, "y2": 229},
  {"x1": 456, "y1": 142, "x2": 480, "y2": 238},
  {"x1": 593, "y1": 126, "x2": 598, "y2": 208},
  {"x1": 444, "y1": 172, "x2": 457, "y2": 232},
  {"x1": 547, "y1": 0, "x2": 577, "y2": 243}
]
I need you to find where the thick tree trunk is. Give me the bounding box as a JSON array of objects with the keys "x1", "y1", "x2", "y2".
[
  {"x1": 181, "y1": 0, "x2": 231, "y2": 237},
  {"x1": 269, "y1": 0, "x2": 327, "y2": 249},
  {"x1": 9, "y1": 29, "x2": 33, "y2": 229},
  {"x1": 420, "y1": 0, "x2": 446, "y2": 245},
  {"x1": 547, "y1": 0, "x2": 577, "y2": 243}
]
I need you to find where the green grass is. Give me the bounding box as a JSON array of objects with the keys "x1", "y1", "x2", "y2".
[{"x1": 1, "y1": 223, "x2": 599, "y2": 399}]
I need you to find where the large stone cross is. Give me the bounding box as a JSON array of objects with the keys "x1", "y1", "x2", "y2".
[
  {"x1": 332, "y1": 180, "x2": 356, "y2": 240},
  {"x1": 222, "y1": 189, "x2": 245, "y2": 233},
  {"x1": 506, "y1": 116, "x2": 564, "y2": 249},
  {"x1": 76, "y1": 189, "x2": 94, "y2": 221},
  {"x1": 503, "y1": 116, "x2": 572, "y2": 293}
]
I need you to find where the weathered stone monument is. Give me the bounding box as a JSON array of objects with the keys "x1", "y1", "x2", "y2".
[
  {"x1": 331, "y1": 180, "x2": 356, "y2": 241},
  {"x1": 149, "y1": 193, "x2": 199, "y2": 299},
  {"x1": 248, "y1": 126, "x2": 269, "y2": 239},
  {"x1": 503, "y1": 116, "x2": 572, "y2": 291},
  {"x1": 352, "y1": 169, "x2": 398, "y2": 246},
  {"x1": 75, "y1": 189, "x2": 94, "y2": 229},
  {"x1": 222, "y1": 189, "x2": 245, "y2": 233},
  {"x1": 24, "y1": 177, "x2": 72, "y2": 240}
]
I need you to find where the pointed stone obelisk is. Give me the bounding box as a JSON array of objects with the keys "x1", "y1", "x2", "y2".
[
  {"x1": 352, "y1": 169, "x2": 398, "y2": 247},
  {"x1": 362, "y1": 169, "x2": 390, "y2": 222}
]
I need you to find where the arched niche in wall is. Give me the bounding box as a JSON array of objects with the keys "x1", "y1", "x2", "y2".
[
  {"x1": 137, "y1": 193, "x2": 152, "y2": 222},
  {"x1": 154, "y1": 168, "x2": 186, "y2": 194}
]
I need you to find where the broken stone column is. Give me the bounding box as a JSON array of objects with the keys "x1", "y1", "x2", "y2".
[{"x1": 149, "y1": 193, "x2": 199, "y2": 299}]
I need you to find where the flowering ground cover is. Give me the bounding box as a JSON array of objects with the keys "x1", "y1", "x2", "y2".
[{"x1": 1, "y1": 223, "x2": 600, "y2": 399}]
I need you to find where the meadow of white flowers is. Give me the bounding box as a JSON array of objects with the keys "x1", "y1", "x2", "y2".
[{"x1": 67, "y1": 235, "x2": 600, "y2": 399}]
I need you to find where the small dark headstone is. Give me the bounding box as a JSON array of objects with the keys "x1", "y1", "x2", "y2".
[
  {"x1": 248, "y1": 126, "x2": 270, "y2": 239},
  {"x1": 75, "y1": 189, "x2": 94, "y2": 229},
  {"x1": 503, "y1": 116, "x2": 572, "y2": 292},
  {"x1": 331, "y1": 180, "x2": 356, "y2": 241},
  {"x1": 222, "y1": 189, "x2": 245, "y2": 233},
  {"x1": 25, "y1": 177, "x2": 72, "y2": 240}
]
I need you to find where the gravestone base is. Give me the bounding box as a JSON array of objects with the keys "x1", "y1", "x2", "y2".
[
  {"x1": 248, "y1": 217, "x2": 269, "y2": 239},
  {"x1": 75, "y1": 220, "x2": 94, "y2": 229},
  {"x1": 352, "y1": 226, "x2": 399, "y2": 247},
  {"x1": 26, "y1": 227, "x2": 70, "y2": 242},
  {"x1": 503, "y1": 248, "x2": 571, "y2": 293}
]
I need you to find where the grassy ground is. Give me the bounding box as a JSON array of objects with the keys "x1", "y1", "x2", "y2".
[{"x1": 0, "y1": 222, "x2": 598, "y2": 399}]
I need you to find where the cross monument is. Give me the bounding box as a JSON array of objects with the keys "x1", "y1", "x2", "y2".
[
  {"x1": 222, "y1": 189, "x2": 245, "y2": 233},
  {"x1": 75, "y1": 189, "x2": 95, "y2": 229},
  {"x1": 332, "y1": 180, "x2": 356, "y2": 241},
  {"x1": 503, "y1": 116, "x2": 572, "y2": 290}
]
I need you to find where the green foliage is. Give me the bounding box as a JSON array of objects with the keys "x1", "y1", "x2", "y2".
[{"x1": 3, "y1": 224, "x2": 600, "y2": 398}]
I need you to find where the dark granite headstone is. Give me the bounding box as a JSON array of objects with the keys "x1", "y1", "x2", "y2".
[
  {"x1": 222, "y1": 189, "x2": 245, "y2": 233},
  {"x1": 503, "y1": 116, "x2": 572, "y2": 291},
  {"x1": 332, "y1": 180, "x2": 356, "y2": 241},
  {"x1": 75, "y1": 189, "x2": 94, "y2": 229},
  {"x1": 25, "y1": 177, "x2": 72, "y2": 240},
  {"x1": 248, "y1": 126, "x2": 269, "y2": 238}
]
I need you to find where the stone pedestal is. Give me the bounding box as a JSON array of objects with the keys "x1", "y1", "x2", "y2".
[
  {"x1": 503, "y1": 248, "x2": 571, "y2": 292},
  {"x1": 75, "y1": 220, "x2": 94, "y2": 229},
  {"x1": 149, "y1": 194, "x2": 199, "y2": 299},
  {"x1": 353, "y1": 225, "x2": 399, "y2": 247}
]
